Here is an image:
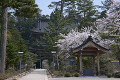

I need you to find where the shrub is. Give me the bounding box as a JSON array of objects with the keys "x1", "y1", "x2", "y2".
[
  {"x1": 64, "y1": 72, "x2": 71, "y2": 77},
  {"x1": 0, "y1": 74, "x2": 8, "y2": 80},
  {"x1": 106, "y1": 73, "x2": 112, "y2": 78},
  {"x1": 59, "y1": 64, "x2": 64, "y2": 72},
  {"x1": 74, "y1": 73, "x2": 80, "y2": 77},
  {"x1": 114, "y1": 72, "x2": 120, "y2": 78}
]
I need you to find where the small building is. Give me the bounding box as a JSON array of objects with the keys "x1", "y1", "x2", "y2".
[{"x1": 69, "y1": 36, "x2": 109, "y2": 76}]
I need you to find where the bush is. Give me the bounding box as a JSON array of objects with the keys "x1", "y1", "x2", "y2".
[
  {"x1": 0, "y1": 74, "x2": 8, "y2": 80},
  {"x1": 59, "y1": 64, "x2": 64, "y2": 72},
  {"x1": 74, "y1": 73, "x2": 80, "y2": 77},
  {"x1": 64, "y1": 72, "x2": 71, "y2": 77},
  {"x1": 106, "y1": 73, "x2": 112, "y2": 78},
  {"x1": 114, "y1": 72, "x2": 120, "y2": 78}
]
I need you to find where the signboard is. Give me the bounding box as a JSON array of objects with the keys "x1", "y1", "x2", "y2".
[
  {"x1": 70, "y1": 60, "x2": 75, "y2": 62},
  {"x1": 51, "y1": 51, "x2": 56, "y2": 54},
  {"x1": 18, "y1": 52, "x2": 24, "y2": 54}
]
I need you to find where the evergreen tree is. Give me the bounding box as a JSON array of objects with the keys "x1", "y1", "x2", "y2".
[
  {"x1": 98, "y1": 0, "x2": 113, "y2": 18},
  {"x1": 101, "y1": 0, "x2": 113, "y2": 10},
  {"x1": 49, "y1": 0, "x2": 98, "y2": 30},
  {"x1": 76, "y1": 0, "x2": 98, "y2": 29},
  {"x1": 64, "y1": 0, "x2": 78, "y2": 25},
  {"x1": 6, "y1": 30, "x2": 37, "y2": 70},
  {"x1": 15, "y1": 17, "x2": 36, "y2": 41},
  {"x1": 0, "y1": 0, "x2": 38, "y2": 74},
  {"x1": 6, "y1": 16, "x2": 38, "y2": 69},
  {"x1": 6, "y1": 16, "x2": 27, "y2": 70},
  {"x1": 48, "y1": 0, "x2": 72, "y2": 16},
  {"x1": 6, "y1": 31, "x2": 19, "y2": 70},
  {"x1": 42, "y1": 8, "x2": 69, "y2": 55}
]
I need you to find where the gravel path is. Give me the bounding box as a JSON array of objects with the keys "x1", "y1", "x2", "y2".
[
  {"x1": 18, "y1": 69, "x2": 48, "y2": 80},
  {"x1": 49, "y1": 77, "x2": 120, "y2": 80}
]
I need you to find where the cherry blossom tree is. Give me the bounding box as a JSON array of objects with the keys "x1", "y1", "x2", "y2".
[
  {"x1": 97, "y1": 0, "x2": 120, "y2": 37},
  {"x1": 56, "y1": 27, "x2": 114, "y2": 56},
  {"x1": 56, "y1": 0, "x2": 119, "y2": 57},
  {"x1": 97, "y1": 0, "x2": 120, "y2": 63}
]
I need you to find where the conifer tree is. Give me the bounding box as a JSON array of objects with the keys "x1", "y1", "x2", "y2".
[
  {"x1": 49, "y1": 0, "x2": 98, "y2": 30},
  {"x1": 43, "y1": 8, "x2": 69, "y2": 54},
  {"x1": 98, "y1": 0, "x2": 113, "y2": 18},
  {"x1": 48, "y1": 0, "x2": 72, "y2": 16},
  {"x1": 0, "y1": 0, "x2": 38, "y2": 74},
  {"x1": 76, "y1": 0, "x2": 98, "y2": 29}
]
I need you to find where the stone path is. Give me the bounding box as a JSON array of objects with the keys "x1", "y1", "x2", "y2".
[
  {"x1": 49, "y1": 77, "x2": 120, "y2": 80},
  {"x1": 18, "y1": 69, "x2": 48, "y2": 80},
  {"x1": 17, "y1": 69, "x2": 120, "y2": 80}
]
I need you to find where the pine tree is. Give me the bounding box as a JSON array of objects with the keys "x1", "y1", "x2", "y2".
[
  {"x1": 43, "y1": 8, "x2": 69, "y2": 54},
  {"x1": 76, "y1": 0, "x2": 98, "y2": 29},
  {"x1": 15, "y1": 17, "x2": 36, "y2": 41},
  {"x1": 0, "y1": 0, "x2": 38, "y2": 74},
  {"x1": 98, "y1": 0, "x2": 113, "y2": 18},
  {"x1": 49, "y1": 0, "x2": 98, "y2": 30},
  {"x1": 101, "y1": 0, "x2": 113, "y2": 10},
  {"x1": 6, "y1": 31, "x2": 19, "y2": 70},
  {"x1": 48, "y1": 0, "x2": 73, "y2": 16}
]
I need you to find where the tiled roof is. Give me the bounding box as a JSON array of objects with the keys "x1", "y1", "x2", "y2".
[{"x1": 73, "y1": 36, "x2": 109, "y2": 51}]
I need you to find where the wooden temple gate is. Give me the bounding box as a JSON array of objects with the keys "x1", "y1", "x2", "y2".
[{"x1": 70, "y1": 36, "x2": 109, "y2": 76}]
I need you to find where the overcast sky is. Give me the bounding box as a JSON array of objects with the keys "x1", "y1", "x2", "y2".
[{"x1": 35, "y1": 0, "x2": 105, "y2": 15}]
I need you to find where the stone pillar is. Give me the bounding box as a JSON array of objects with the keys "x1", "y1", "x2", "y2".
[
  {"x1": 39, "y1": 54, "x2": 42, "y2": 69},
  {"x1": 92, "y1": 56, "x2": 96, "y2": 76},
  {"x1": 97, "y1": 53, "x2": 100, "y2": 76},
  {"x1": 56, "y1": 54, "x2": 59, "y2": 70},
  {"x1": 79, "y1": 53, "x2": 82, "y2": 75}
]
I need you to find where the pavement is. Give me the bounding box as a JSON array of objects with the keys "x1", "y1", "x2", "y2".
[
  {"x1": 17, "y1": 69, "x2": 48, "y2": 80},
  {"x1": 49, "y1": 77, "x2": 120, "y2": 80},
  {"x1": 17, "y1": 69, "x2": 120, "y2": 80}
]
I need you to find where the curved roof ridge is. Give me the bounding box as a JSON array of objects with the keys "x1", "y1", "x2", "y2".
[{"x1": 73, "y1": 36, "x2": 109, "y2": 50}]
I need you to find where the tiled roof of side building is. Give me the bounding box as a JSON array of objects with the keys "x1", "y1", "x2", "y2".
[{"x1": 73, "y1": 36, "x2": 110, "y2": 51}]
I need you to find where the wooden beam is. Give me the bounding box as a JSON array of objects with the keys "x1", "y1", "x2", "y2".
[
  {"x1": 92, "y1": 56, "x2": 96, "y2": 76},
  {"x1": 97, "y1": 53, "x2": 100, "y2": 76},
  {"x1": 77, "y1": 56, "x2": 80, "y2": 73},
  {"x1": 82, "y1": 48, "x2": 98, "y2": 52},
  {"x1": 79, "y1": 53, "x2": 82, "y2": 75}
]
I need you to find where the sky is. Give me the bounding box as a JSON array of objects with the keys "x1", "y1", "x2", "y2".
[{"x1": 35, "y1": 0, "x2": 105, "y2": 15}]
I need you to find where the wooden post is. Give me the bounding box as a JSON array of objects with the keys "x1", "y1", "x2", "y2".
[
  {"x1": 80, "y1": 53, "x2": 82, "y2": 75},
  {"x1": 97, "y1": 53, "x2": 100, "y2": 76},
  {"x1": 92, "y1": 56, "x2": 96, "y2": 76},
  {"x1": 77, "y1": 55, "x2": 80, "y2": 72}
]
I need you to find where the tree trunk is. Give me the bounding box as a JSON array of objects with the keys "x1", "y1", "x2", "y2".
[
  {"x1": 0, "y1": 7, "x2": 8, "y2": 74},
  {"x1": 60, "y1": 0, "x2": 65, "y2": 17}
]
